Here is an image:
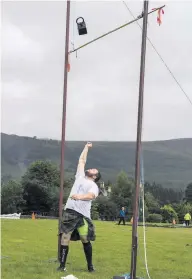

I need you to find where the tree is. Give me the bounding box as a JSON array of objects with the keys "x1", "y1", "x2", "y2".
[
  {"x1": 22, "y1": 160, "x2": 60, "y2": 214},
  {"x1": 144, "y1": 182, "x2": 183, "y2": 204},
  {"x1": 161, "y1": 204, "x2": 178, "y2": 223},
  {"x1": 91, "y1": 201, "x2": 99, "y2": 220},
  {"x1": 96, "y1": 196, "x2": 118, "y2": 220},
  {"x1": 110, "y1": 171, "x2": 134, "y2": 210},
  {"x1": 1, "y1": 174, "x2": 13, "y2": 184},
  {"x1": 145, "y1": 192, "x2": 160, "y2": 214},
  {"x1": 185, "y1": 183, "x2": 192, "y2": 203},
  {"x1": 48, "y1": 186, "x2": 60, "y2": 216},
  {"x1": 1, "y1": 180, "x2": 26, "y2": 214}
]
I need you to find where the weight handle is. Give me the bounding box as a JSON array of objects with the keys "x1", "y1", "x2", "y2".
[{"x1": 76, "y1": 17, "x2": 84, "y2": 24}]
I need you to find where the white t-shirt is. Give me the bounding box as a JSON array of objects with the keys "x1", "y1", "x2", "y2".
[{"x1": 65, "y1": 170, "x2": 99, "y2": 218}]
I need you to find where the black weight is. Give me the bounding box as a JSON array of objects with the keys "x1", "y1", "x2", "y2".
[{"x1": 76, "y1": 17, "x2": 87, "y2": 35}]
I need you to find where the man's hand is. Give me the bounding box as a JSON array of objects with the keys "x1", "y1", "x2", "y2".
[
  {"x1": 70, "y1": 194, "x2": 82, "y2": 201},
  {"x1": 86, "y1": 142, "x2": 92, "y2": 148}
]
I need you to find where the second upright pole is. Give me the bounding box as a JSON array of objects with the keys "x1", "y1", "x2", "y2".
[{"x1": 130, "y1": 1, "x2": 149, "y2": 278}]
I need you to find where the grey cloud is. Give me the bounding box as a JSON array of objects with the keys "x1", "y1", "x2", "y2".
[{"x1": 1, "y1": 1, "x2": 192, "y2": 141}]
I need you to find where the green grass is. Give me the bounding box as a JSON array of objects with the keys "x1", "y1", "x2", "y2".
[{"x1": 1, "y1": 220, "x2": 192, "y2": 279}]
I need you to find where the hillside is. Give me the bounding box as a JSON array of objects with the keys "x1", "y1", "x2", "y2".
[{"x1": 1, "y1": 133, "x2": 192, "y2": 189}]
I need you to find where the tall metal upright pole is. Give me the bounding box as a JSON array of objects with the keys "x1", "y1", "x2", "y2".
[
  {"x1": 130, "y1": 1, "x2": 149, "y2": 278},
  {"x1": 58, "y1": 0, "x2": 71, "y2": 261}
]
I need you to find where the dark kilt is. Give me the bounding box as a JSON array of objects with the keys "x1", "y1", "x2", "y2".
[{"x1": 59, "y1": 209, "x2": 96, "y2": 241}]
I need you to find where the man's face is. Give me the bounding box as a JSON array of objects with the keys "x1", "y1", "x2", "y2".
[
  {"x1": 85, "y1": 169, "x2": 98, "y2": 180},
  {"x1": 87, "y1": 169, "x2": 98, "y2": 176},
  {"x1": 122, "y1": 207, "x2": 125, "y2": 211}
]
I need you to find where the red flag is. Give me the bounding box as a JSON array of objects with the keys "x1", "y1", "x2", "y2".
[
  {"x1": 152, "y1": 8, "x2": 164, "y2": 26},
  {"x1": 157, "y1": 8, "x2": 164, "y2": 26}
]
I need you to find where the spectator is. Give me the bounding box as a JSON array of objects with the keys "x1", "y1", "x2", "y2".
[
  {"x1": 184, "y1": 212, "x2": 191, "y2": 227},
  {"x1": 118, "y1": 207, "x2": 126, "y2": 225}
]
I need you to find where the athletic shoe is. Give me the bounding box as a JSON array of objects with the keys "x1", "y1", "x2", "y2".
[
  {"x1": 57, "y1": 266, "x2": 66, "y2": 272},
  {"x1": 88, "y1": 265, "x2": 95, "y2": 272}
]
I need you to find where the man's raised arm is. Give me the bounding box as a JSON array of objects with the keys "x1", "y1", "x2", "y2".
[{"x1": 76, "y1": 142, "x2": 92, "y2": 175}]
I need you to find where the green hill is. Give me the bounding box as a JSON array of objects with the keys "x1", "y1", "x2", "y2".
[{"x1": 1, "y1": 133, "x2": 192, "y2": 189}]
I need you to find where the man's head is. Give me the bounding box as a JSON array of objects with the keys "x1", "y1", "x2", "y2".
[
  {"x1": 122, "y1": 207, "x2": 125, "y2": 211},
  {"x1": 85, "y1": 169, "x2": 101, "y2": 182}
]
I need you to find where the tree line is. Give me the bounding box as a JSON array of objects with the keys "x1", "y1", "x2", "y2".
[{"x1": 1, "y1": 160, "x2": 192, "y2": 224}]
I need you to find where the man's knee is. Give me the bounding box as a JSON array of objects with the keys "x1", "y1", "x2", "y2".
[
  {"x1": 61, "y1": 233, "x2": 71, "y2": 246},
  {"x1": 80, "y1": 235, "x2": 88, "y2": 244}
]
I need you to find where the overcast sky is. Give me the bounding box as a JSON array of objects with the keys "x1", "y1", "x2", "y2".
[{"x1": 1, "y1": 0, "x2": 192, "y2": 141}]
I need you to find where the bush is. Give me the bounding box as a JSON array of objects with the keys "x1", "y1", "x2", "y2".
[
  {"x1": 147, "y1": 213, "x2": 163, "y2": 223},
  {"x1": 161, "y1": 204, "x2": 178, "y2": 223},
  {"x1": 91, "y1": 201, "x2": 99, "y2": 220}
]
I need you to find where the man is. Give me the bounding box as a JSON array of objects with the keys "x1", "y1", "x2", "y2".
[
  {"x1": 184, "y1": 212, "x2": 191, "y2": 227},
  {"x1": 57, "y1": 142, "x2": 101, "y2": 273},
  {"x1": 118, "y1": 207, "x2": 126, "y2": 225}
]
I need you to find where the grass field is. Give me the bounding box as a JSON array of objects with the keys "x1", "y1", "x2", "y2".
[{"x1": 1, "y1": 220, "x2": 192, "y2": 279}]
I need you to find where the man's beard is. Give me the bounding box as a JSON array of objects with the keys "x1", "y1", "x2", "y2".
[{"x1": 85, "y1": 170, "x2": 94, "y2": 178}]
